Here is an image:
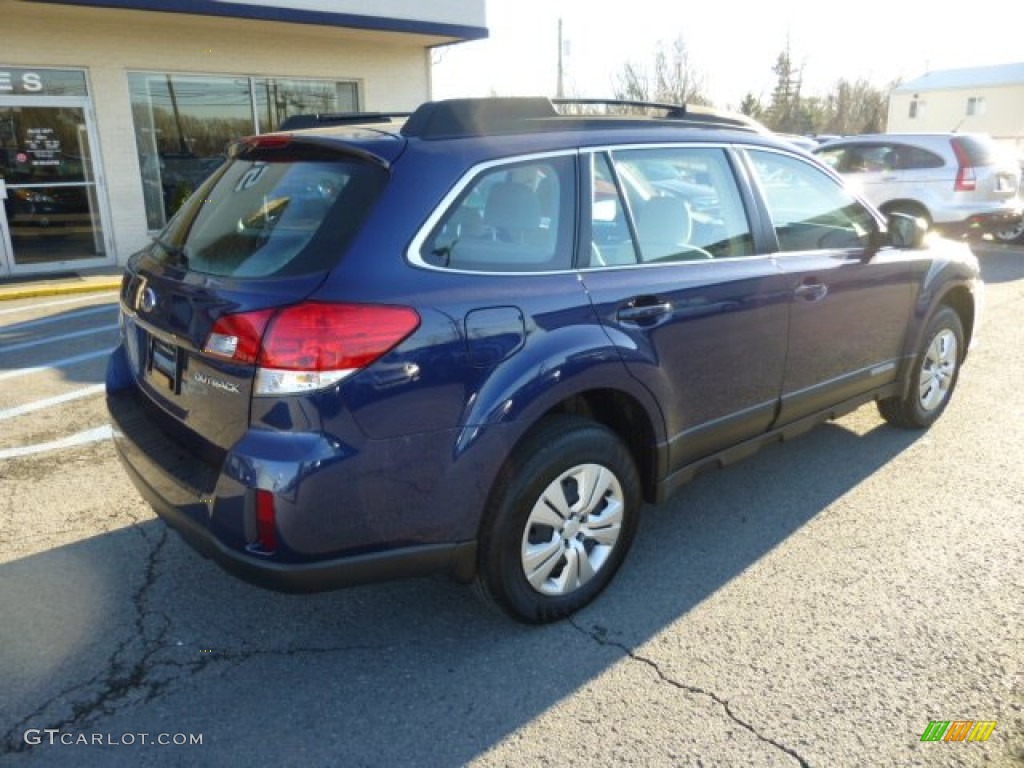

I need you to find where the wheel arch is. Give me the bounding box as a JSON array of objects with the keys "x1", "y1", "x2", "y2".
[
  {"x1": 880, "y1": 199, "x2": 933, "y2": 226},
  {"x1": 540, "y1": 389, "x2": 661, "y2": 504},
  {"x1": 939, "y1": 285, "x2": 976, "y2": 352},
  {"x1": 894, "y1": 285, "x2": 975, "y2": 405}
]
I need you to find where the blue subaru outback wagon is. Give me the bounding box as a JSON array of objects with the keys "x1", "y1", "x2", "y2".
[{"x1": 107, "y1": 97, "x2": 982, "y2": 622}]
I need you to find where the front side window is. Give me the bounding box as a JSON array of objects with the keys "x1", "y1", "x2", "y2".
[
  {"x1": 747, "y1": 149, "x2": 876, "y2": 253},
  {"x1": 817, "y1": 143, "x2": 891, "y2": 174},
  {"x1": 421, "y1": 155, "x2": 575, "y2": 272}
]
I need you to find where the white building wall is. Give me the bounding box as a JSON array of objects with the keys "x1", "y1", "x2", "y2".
[
  {"x1": 3, "y1": 2, "x2": 434, "y2": 261},
  {"x1": 889, "y1": 84, "x2": 1024, "y2": 152}
]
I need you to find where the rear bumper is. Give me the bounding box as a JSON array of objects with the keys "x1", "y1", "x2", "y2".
[
  {"x1": 106, "y1": 358, "x2": 478, "y2": 592},
  {"x1": 937, "y1": 204, "x2": 1023, "y2": 237},
  {"x1": 111, "y1": 430, "x2": 476, "y2": 591}
]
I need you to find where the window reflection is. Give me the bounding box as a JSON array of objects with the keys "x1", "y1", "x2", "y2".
[
  {"x1": 129, "y1": 73, "x2": 359, "y2": 229},
  {"x1": 253, "y1": 78, "x2": 358, "y2": 132}
]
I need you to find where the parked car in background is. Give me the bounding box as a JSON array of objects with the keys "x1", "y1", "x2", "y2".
[
  {"x1": 814, "y1": 133, "x2": 1022, "y2": 238},
  {"x1": 107, "y1": 97, "x2": 983, "y2": 623},
  {"x1": 777, "y1": 133, "x2": 819, "y2": 152},
  {"x1": 992, "y1": 155, "x2": 1024, "y2": 243}
]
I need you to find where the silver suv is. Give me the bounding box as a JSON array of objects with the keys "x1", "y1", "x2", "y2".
[{"x1": 814, "y1": 133, "x2": 1022, "y2": 237}]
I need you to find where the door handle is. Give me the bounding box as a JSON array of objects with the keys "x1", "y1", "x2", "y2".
[
  {"x1": 617, "y1": 301, "x2": 673, "y2": 324},
  {"x1": 794, "y1": 281, "x2": 828, "y2": 302}
]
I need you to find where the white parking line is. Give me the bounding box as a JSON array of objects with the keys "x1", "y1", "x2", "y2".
[
  {"x1": 0, "y1": 425, "x2": 112, "y2": 461},
  {"x1": 0, "y1": 292, "x2": 118, "y2": 316},
  {"x1": 0, "y1": 348, "x2": 112, "y2": 382},
  {"x1": 0, "y1": 384, "x2": 106, "y2": 421},
  {"x1": 0, "y1": 303, "x2": 118, "y2": 332},
  {"x1": 0, "y1": 324, "x2": 119, "y2": 355}
]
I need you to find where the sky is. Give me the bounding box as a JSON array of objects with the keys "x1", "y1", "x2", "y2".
[{"x1": 432, "y1": 0, "x2": 1024, "y2": 109}]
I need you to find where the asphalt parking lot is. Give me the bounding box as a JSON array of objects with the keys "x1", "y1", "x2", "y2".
[{"x1": 0, "y1": 243, "x2": 1021, "y2": 767}]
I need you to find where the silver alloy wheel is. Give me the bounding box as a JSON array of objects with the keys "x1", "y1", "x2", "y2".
[
  {"x1": 918, "y1": 329, "x2": 958, "y2": 412},
  {"x1": 520, "y1": 463, "x2": 624, "y2": 596}
]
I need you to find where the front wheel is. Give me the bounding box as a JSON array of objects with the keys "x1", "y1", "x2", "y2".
[
  {"x1": 878, "y1": 306, "x2": 964, "y2": 429},
  {"x1": 475, "y1": 416, "x2": 642, "y2": 623}
]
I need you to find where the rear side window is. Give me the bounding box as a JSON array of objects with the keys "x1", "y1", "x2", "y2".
[
  {"x1": 889, "y1": 144, "x2": 944, "y2": 170},
  {"x1": 421, "y1": 155, "x2": 576, "y2": 272},
  {"x1": 610, "y1": 147, "x2": 754, "y2": 261},
  {"x1": 157, "y1": 146, "x2": 387, "y2": 278}
]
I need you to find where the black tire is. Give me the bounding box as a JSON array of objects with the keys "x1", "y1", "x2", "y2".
[
  {"x1": 475, "y1": 415, "x2": 642, "y2": 623},
  {"x1": 991, "y1": 219, "x2": 1024, "y2": 245},
  {"x1": 878, "y1": 306, "x2": 964, "y2": 429}
]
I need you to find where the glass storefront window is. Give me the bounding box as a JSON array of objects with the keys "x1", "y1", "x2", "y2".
[
  {"x1": 129, "y1": 72, "x2": 359, "y2": 229},
  {"x1": 254, "y1": 78, "x2": 358, "y2": 133}
]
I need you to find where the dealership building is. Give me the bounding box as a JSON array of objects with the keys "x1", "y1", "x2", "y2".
[{"x1": 0, "y1": 0, "x2": 487, "y2": 277}]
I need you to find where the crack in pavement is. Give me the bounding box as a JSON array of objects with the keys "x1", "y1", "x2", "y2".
[
  {"x1": 1, "y1": 522, "x2": 175, "y2": 756},
  {"x1": 570, "y1": 619, "x2": 812, "y2": 768},
  {"x1": 1, "y1": 518, "x2": 427, "y2": 757}
]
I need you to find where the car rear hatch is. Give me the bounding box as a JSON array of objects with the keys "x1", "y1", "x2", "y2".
[
  {"x1": 119, "y1": 132, "x2": 399, "y2": 461},
  {"x1": 950, "y1": 134, "x2": 1020, "y2": 200}
]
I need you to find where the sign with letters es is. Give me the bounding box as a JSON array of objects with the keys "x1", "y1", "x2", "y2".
[{"x1": 0, "y1": 67, "x2": 88, "y2": 97}]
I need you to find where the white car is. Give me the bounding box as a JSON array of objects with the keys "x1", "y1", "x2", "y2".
[{"x1": 814, "y1": 133, "x2": 1023, "y2": 238}]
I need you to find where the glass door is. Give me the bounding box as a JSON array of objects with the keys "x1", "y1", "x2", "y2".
[
  {"x1": 0, "y1": 104, "x2": 108, "y2": 271},
  {"x1": 0, "y1": 176, "x2": 13, "y2": 272}
]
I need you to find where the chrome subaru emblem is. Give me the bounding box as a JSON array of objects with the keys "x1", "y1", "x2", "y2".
[{"x1": 136, "y1": 280, "x2": 157, "y2": 313}]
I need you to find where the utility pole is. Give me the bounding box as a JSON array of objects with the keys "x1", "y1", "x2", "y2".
[{"x1": 557, "y1": 18, "x2": 564, "y2": 99}]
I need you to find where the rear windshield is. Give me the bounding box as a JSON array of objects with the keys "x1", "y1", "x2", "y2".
[
  {"x1": 952, "y1": 135, "x2": 1000, "y2": 166},
  {"x1": 154, "y1": 145, "x2": 387, "y2": 278}
]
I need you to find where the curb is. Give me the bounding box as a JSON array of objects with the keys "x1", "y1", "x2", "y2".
[{"x1": 0, "y1": 279, "x2": 123, "y2": 302}]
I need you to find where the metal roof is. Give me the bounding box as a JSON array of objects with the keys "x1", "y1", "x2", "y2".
[{"x1": 894, "y1": 62, "x2": 1024, "y2": 93}]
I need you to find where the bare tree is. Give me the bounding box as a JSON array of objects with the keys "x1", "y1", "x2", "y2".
[
  {"x1": 613, "y1": 36, "x2": 710, "y2": 107},
  {"x1": 822, "y1": 78, "x2": 895, "y2": 135}
]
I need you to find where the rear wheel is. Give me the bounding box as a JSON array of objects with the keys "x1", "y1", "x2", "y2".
[
  {"x1": 991, "y1": 219, "x2": 1024, "y2": 244},
  {"x1": 475, "y1": 415, "x2": 641, "y2": 623},
  {"x1": 878, "y1": 306, "x2": 964, "y2": 429}
]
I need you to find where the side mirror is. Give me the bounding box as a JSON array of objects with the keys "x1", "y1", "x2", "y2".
[{"x1": 887, "y1": 211, "x2": 928, "y2": 249}]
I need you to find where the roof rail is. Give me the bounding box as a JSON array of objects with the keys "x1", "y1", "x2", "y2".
[
  {"x1": 399, "y1": 97, "x2": 770, "y2": 140},
  {"x1": 552, "y1": 97, "x2": 688, "y2": 118},
  {"x1": 552, "y1": 99, "x2": 770, "y2": 133},
  {"x1": 278, "y1": 112, "x2": 412, "y2": 131}
]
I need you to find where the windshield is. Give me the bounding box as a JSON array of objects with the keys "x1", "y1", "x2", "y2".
[{"x1": 153, "y1": 146, "x2": 387, "y2": 278}]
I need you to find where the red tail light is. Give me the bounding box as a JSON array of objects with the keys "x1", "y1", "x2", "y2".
[
  {"x1": 951, "y1": 138, "x2": 977, "y2": 192},
  {"x1": 255, "y1": 489, "x2": 277, "y2": 552},
  {"x1": 259, "y1": 303, "x2": 420, "y2": 371},
  {"x1": 204, "y1": 309, "x2": 274, "y2": 363},
  {"x1": 204, "y1": 302, "x2": 420, "y2": 395}
]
